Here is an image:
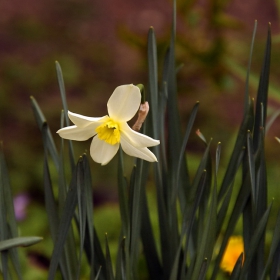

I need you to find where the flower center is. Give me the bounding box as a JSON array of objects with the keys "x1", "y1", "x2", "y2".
[{"x1": 95, "y1": 118, "x2": 121, "y2": 145}]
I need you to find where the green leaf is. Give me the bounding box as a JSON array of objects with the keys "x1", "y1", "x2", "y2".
[
  {"x1": 173, "y1": 102, "x2": 199, "y2": 204},
  {"x1": 239, "y1": 203, "x2": 272, "y2": 279},
  {"x1": 117, "y1": 148, "x2": 129, "y2": 238},
  {"x1": 261, "y1": 209, "x2": 280, "y2": 280},
  {"x1": 82, "y1": 154, "x2": 95, "y2": 279},
  {"x1": 218, "y1": 98, "x2": 254, "y2": 201},
  {"x1": 94, "y1": 266, "x2": 102, "y2": 280},
  {"x1": 170, "y1": 170, "x2": 207, "y2": 280},
  {"x1": 253, "y1": 24, "x2": 271, "y2": 150},
  {"x1": 197, "y1": 259, "x2": 208, "y2": 280},
  {"x1": 0, "y1": 143, "x2": 22, "y2": 279},
  {"x1": 30, "y1": 97, "x2": 59, "y2": 170},
  {"x1": 191, "y1": 174, "x2": 217, "y2": 280},
  {"x1": 247, "y1": 131, "x2": 256, "y2": 207},
  {"x1": 244, "y1": 20, "x2": 257, "y2": 113},
  {"x1": 229, "y1": 253, "x2": 243, "y2": 280},
  {"x1": 140, "y1": 187, "x2": 163, "y2": 279},
  {"x1": 115, "y1": 237, "x2": 127, "y2": 280},
  {"x1": 211, "y1": 173, "x2": 251, "y2": 280},
  {"x1": 43, "y1": 155, "x2": 69, "y2": 279},
  {"x1": 48, "y1": 158, "x2": 82, "y2": 280},
  {"x1": 55, "y1": 61, "x2": 75, "y2": 170},
  {"x1": 105, "y1": 234, "x2": 115, "y2": 280},
  {"x1": 0, "y1": 237, "x2": 43, "y2": 251},
  {"x1": 93, "y1": 227, "x2": 107, "y2": 280},
  {"x1": 77, "y1": 156, "x2": 87, "y2": 279},
  {"x1": 270, "y1": 243, "x2": 280, "y2": 280},
  {"x1": 147, "y1": 27, "x2": 159, "y2": 142}
]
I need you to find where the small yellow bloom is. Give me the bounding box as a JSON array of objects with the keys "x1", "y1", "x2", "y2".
[
  {"x1": 220, "y1": 236, "x2": 244, "y2": 273},
  {"x1": 57, "y1": 84, "x2": 160, "y2": 165}
]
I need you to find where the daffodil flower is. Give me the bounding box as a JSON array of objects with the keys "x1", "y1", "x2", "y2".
[{"x1": 57, "y1": 84, "x2": 160, "y2": 165}]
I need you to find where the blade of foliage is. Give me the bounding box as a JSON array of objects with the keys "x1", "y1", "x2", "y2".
[
  {"x1": 247, "y1": 131, "x2": 256, "y2": 207},
  {"x1": 130, "y1": 159, "x2": 150, "y2": 277},
  {"x1": 30, "y1": 96, "x2": 59, "y2": 170},
  {"x1": 147, "y1": 30, "x2": 173, "y2": 277},
  {"x1": 116, "y1": 237, "x2": 127, "y2": 280},
  {"x1": 239, "y1": 203, "x2": 272, "y2": 279},
  {"x1": 42, "y1": 123, "x2": 76, "y2": 280},
  {"x1": 255, "y1": 128, "x2": 267, "y2": 277},
  {"x1": 94, "y1": 266, "x2": 102, "y2": 280},
  {"x1": 116, "y1": 148, "x2": 130, "y2": 279},
  {"x1": 0, "y1": 143, "x2": 22, "y2": 279},
  {"x1": 55, "y1": 61, "x2": 75, "y2": 170},
  {"x1": 93, "y1": 228, "x2": 107, "y2": 280},
  {"x1": 140, "y1": 186, "x2": 163, "y2": 279},
  {"x1": 147, "y1": 32, "x2": 175, "y2": 263},
  {"x1": 159, "y1": 83, "x2": 168, "y2": 171},
  {"x1": 130, "y1": 163, "x2": 143, "y2": 279},
  {"x1": 195, "y1": 137, "x2": 213, "y2": 265},
  {"x1": 164, "y1": 0, "x2": 189, "y2": 214},
  {"x1": 147, "y1": 27, "x2": 159, "y2": 141},
  {"x1": 253, "y1": 24, "x2": 271, "y2": 150},
  {"x1": 57, "y1": 113, "x2": 80, "y2": 280},
  {"x1": 105, "y1": 234, "x2": 115, "y2": 280},
  {"x1": 191, "y1": 174, "x2": 217, "y2": 280},
  {"x1": 244, "y1": 20, "x2": 257, "y2": 113},
  {"x1": 188, "y1": 140, "x2": 212, "y2": 206},
  {"x1": 173, "y1": 101, "x2": 199, "y2": 204},
  {"x1": 216, "y1": 149, "x2": 244, "y2": 236},
  {"x1": 211, "y1": 172, "x2": 251, "y2": 280},
  {"x1": 270, "y1": 243, "x2": 280, "y2": 280},
  {"x1": 170, "y1": 170, "x2": 207, "y2": 280},
  {"x1": 229, "y1": 253, "x2": 243, "y2": 280},
  {"x1": 218, "y1": 98, "x2": 254, "y2": 201},
  {"x1": 261, "y1": 209, "x2": 280, "y2": 280},
  {"x1": 48, "y1": 158, "x2": 82, "y2": 280},
  {"x1": 197, "y1": 259, "x2": 208, "y2": 280},
  {"x1": 55, "y1": 61, "x2": 69, "y2": 126},
  {"x1": 77, "y1": 156, "x2": 87, "y2": 279},
  {"x1": 117, "y1": 148, "x2": 129, "y2": 238},
  {"x1": 43, "y1": 151, "x2": 69, "y2": 279},
  {"x1": 0, "y1": 158, "x2": 8, "y2": 259},
  {"x1": 82, "y1": 155, "x2": 96, "y2": 279},
  {"x1": 0, "y1": 237, "x2": 43, "y2": 251},
  {"x1": 58, "y1": 111, "x2": 67, "y2": 211}
]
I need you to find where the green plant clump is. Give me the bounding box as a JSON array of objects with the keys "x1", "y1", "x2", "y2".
[{"x1": 1, "y1": 1, "x2": 280, "y2": 279}]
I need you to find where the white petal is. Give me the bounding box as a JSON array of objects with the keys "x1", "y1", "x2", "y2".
[
  {"x1": 68, "y1": 111, "x2": 107, "y2": 127},
  {"x1": 121, "y1": 123, "x2": 160, "y2": 147},
  {"x1": 57, "y1": 125, "x2": 98, "y2": 141},
  {"x1": 120, "y1": 137, "x2": 158, "y2": 162},
  {"x1": 90, "y1": 136, "x2": 119, "y2": 165},
  {"x1": 107, "y1": 84, "x2": 141, "y2": 122}
]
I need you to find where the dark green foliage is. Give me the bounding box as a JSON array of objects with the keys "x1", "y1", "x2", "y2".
[{"x1": 1, "y1": 1, "x2": 280, "y2": 280}]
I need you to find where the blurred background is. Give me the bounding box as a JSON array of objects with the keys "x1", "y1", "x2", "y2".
[{"x1": 1, "y1": 0, "x2": 280, "y2": 278}]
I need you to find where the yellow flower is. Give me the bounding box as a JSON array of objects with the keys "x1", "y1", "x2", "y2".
[
  {"x1": 220, "y1": 236, "x2": 244, "y2": 273},
  {"x1": 57, "y1": 84, "x2": 160, "y2": 165}
]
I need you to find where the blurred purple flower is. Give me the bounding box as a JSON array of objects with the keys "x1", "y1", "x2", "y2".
[{"x1": 13, "y1": 193, "x2": 30, "y2": 221}]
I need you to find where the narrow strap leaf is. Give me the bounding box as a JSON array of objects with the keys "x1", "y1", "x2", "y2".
[
  {"x1": 229, "y1": 253, "x2": 243, "y2": 280},
  {"x1": 0, "y1": 237, "x2": 43, "y2": 251},
  {"x1": 30, "y1": 97, "x2": 59, "y2": 170},
  {"x1": 48, "y1": 158, "x2": 82, "y2": 280},
  {"x1": 239, "y1": 203, "x2": 272, "y2": 279},
  {"x1": 253, "y1": 24, "x2": 271, "y2": 150},
  {"x1": 55, "y1": 61, "x2": 75, "y2": 170},
  {"x1": 244, "y1": 20, "x2": 257, "y2": 113},
  {"x1": 105, "y1": 234, "x2": 115, "y2": 280}
]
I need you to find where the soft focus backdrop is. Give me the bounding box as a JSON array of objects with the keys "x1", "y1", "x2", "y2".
[{"x1": 1, "y1": 0, "x2": 280, "y2": 277}]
